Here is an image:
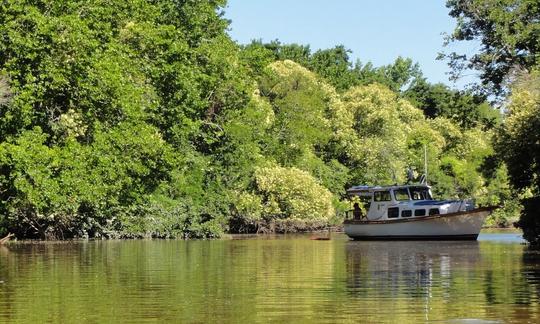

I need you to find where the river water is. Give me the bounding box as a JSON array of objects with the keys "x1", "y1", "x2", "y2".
[{"x1": 0, "y1": 231, "x2": 539, "y2": 323}]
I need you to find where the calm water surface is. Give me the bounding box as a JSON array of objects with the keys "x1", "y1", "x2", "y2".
[{"x1": 1, "y1": 231, "x2": 539, "y2": 323}]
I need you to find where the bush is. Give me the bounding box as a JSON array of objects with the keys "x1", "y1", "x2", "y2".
[
  {"x1": 516, "y1": 197, "x2": 540, "y2": 246},
  {"x1": 254, "y1": 165, "x2": 334, "y2": 221}
]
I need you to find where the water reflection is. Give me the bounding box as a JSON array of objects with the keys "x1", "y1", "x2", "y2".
[
  {"x1": 0, "y1": 234, "x2": 539, "y2": 323},
  {"x1": 344, "y1": 239, "x2": 540, "y2": 322},
  {"x1": 522, "y1": 249, "x2": 540, "y2": 302},
  {"x1": 345, "y1": 241, "x2": 481, "y2": 297}
]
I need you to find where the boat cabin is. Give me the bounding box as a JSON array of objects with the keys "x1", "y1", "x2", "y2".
[{"x1": 346, "y1": 184, "x2": 471, "y2": 221}]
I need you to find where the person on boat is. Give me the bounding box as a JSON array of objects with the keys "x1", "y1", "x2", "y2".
[{"x1": 353, "y1": 203, "x2": 363, "y2": 220}]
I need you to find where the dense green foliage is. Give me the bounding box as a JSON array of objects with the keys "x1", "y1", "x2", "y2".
[
  {"x1": 496, "y1": 72, "x2": 540, "y2": 243},
  {"x1": 0, "y1": 0, "x2": 241, "y2": 239},
  {"x1": 496, "y1": 74, "x2": 540, "y2": 193},
  {"x1": 0, "y1": 1, "x2": 515, "y2": 239},
  {"x1": 445, "y1": 0, "x2": 540, "y2": 244},
  {"x1": 244, "y1": 41, "x2": 500, "y2": 129}
]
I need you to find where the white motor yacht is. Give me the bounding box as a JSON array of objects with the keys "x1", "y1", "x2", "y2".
[{"x1": 343, "y1": 184, "x2": 496, "y2": 240}]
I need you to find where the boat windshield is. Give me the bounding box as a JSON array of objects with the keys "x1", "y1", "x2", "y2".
[
  {"x1": 409, "y1": 187, "x2": 432, "y2": 200},
  {"x1": 394, "y1": 188, "x2": 410, "y2": 201}
]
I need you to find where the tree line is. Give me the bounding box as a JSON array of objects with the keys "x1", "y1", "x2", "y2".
[{"x1": 0, "y1": 0, "x2": 535, "y2": 242}]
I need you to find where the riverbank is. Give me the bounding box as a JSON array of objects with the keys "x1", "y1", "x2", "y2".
[{"x1": 1, "y1": 222, "x2": 521, "y2": 243}]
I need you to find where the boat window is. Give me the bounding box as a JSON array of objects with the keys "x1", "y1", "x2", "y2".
[
  {"x1": 394, "y1": 188, "x2": 410, "y2": 201},
  {"x1": 429, "y1": 208, "x2": 440, "y2": 216},
  {"x1": 401, "y1": 210, "x2": 412, "y2": 217},
  {"x1": 387, "y1": 207, "x2": 399, "y2": 218},
  {"x1": 409, "y1": 187, "x2": 432, "y2": 200},
  {"x1": 414, "y1": 209, "x2": 426, "y2": 216},
  {"x1": 374, "y1": 191, "x2": 391, "y2": 202}
]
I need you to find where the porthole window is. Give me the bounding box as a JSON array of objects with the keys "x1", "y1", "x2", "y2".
[
  {"x1": 429, "y1": 208, "x2": 440, "y2": 215},
  {"x1": 414, "y1": 209, "x2": 426, "y2": 216},
  {"x1": 401, "y1": 210, "x2": 412, "y2": 217}
]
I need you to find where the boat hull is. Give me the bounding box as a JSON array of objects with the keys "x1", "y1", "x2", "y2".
[{"x1": 343, "y1": 207, "x2": 495, "y2": 240}]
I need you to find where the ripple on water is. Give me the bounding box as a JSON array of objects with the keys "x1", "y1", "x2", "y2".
[{"x1": 0, "y1": 233, "x2": 539, "y2": 323}]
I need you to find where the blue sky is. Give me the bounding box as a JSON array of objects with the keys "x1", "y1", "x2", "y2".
[{"x1": 224, "y1": 0, "x2": 479, "y2": 88}]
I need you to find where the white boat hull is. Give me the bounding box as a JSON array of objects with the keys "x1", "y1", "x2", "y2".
[{"x1": 343, "y1": 207, "x2": 495, "y2": 240}]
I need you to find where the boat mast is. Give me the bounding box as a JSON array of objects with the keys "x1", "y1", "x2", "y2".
[{"x1": 424, "y1": 144, "x2": 428, "y2": 184}]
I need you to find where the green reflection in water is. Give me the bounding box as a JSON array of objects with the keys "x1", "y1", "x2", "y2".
[{"x1": 0, "y1": 233, "x2": 539, "y2": 323}]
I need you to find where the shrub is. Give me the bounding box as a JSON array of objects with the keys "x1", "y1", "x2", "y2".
[{"x1": 254, "y1": 166, "x2": 334, "y2": 221}]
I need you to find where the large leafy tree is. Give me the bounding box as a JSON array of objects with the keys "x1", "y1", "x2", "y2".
[
  {"x1": 445, "y1": 1, "x2": 540, "y2": 243},
  {"x1": 496, "y1": 73, "x2": 540, "y2": 244},
  {"x1": 0, "y1": 0, "x2": 252, "y2": 239},
  {"x1": 444, "y1": 0, "x2": 540, "y2": 96},
  {"x1": 496, "y1": 75, "x2": 540, "y2": 193}
]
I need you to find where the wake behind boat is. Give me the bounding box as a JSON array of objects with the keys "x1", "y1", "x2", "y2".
[{"x1": 343, "y1": 184, "x2": 497, "y2": 240}]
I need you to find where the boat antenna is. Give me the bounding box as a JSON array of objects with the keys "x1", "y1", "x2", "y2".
[{"x1": 423, "y1": 144, "x2": 428, "y2": 184}]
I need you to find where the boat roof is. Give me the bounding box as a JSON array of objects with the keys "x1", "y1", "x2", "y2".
[{"x1": 347, "y1": 184, "x2": 430, "y2": 193}]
